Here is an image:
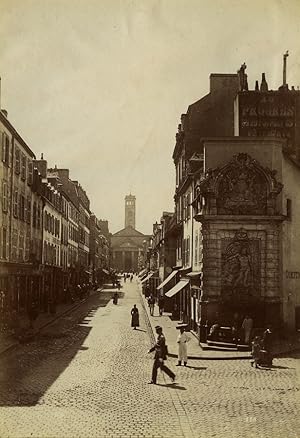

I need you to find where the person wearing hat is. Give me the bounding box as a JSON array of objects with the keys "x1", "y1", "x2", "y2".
[
  {"x1": 176, "y1": 324, "x2": 190, "y2": 366},
  {"x1": 147, "y1": 325, "x2": 176, "y2": 384}
]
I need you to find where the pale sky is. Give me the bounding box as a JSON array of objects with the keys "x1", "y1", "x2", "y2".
[{"x1": 1, "y1": 0, "x2": 300, "y2": 234}]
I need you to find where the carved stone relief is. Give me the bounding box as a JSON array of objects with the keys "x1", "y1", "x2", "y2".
[
  {"x1": 197, "y1": 153, "x2": 283, "y2": 216},
  {"x1": 221, "y1": 229, "x2": 261, "y2": 301},
  {"x1": 217, "y1": 155, "x2": 267, "y2": 215}
]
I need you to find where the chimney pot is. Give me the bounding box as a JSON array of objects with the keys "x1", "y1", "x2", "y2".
[{"x1": 260, "y1": 73, "x2": 268, "y2": 92}]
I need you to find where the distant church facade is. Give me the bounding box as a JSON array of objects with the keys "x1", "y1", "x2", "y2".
[{"x1": 111, "y1": 195, "x2": 150, "y2": 272}]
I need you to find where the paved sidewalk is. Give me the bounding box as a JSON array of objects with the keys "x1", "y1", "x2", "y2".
[
  {"x1": 0, "y1": 287, "x2": 105, "y2": 356},
  {"x1": 139, "y1": 283, "x2": 300, "y2": 360}
]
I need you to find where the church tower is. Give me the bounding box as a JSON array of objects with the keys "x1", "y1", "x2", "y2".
[{"x1": 125, "y1": 194, "x2": 136, "y2": 229}]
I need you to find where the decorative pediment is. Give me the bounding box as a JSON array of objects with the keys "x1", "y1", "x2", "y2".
[{"x1": 197, "y1": 153, "x2": 283, "y2": 216}]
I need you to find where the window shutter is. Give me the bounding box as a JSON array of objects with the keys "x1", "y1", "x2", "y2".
[
  {"x1": 5, "y1": 135, "x2": 9, "y2": 165},
  {"x1": 14, "y1": 190, "x2": 18, "y2": 218},
  {"x1": 28, "y1": 161, "x2": 33, "y2": 184},
  {"x1": 1, "y1": 133, "x2": 5, "y2": 162},
  {"x1": 15, "y1": 147, "x2": 20, "y2": 174},
  {"x1": 2, "y1": 181, "x2": 8, "y2": 212}
]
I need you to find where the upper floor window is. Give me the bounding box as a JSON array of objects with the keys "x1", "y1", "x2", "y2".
[
  {"x1": 21, "y1": 154, "x2": 26, "y2": 180},
  {"x1": 186, "y1": 192, "x2": 191, "y2": 220},
  {"x1": 19, "y1": 194, "x2": 25, "y2": 221},
  {"x1": 26, "y1": 197, "x2": 31, "y2": 224},
  {"x1": 1, "y1": 132, "x2": 10, "y2": 166},
  {"x1": 37, "y1": 206, "x2": 41, "y2": 229},
  {"x1": 15, "y1": 147, "x2": 20, "y2": 174},
  {"x1": 13, "y1": 190, "x2": 19, "y2": 218},
  {"x1": 2, "y1": 228, "x2": 7, "y2": 259},
  {"x1": 287, "y1": 199, "x2": 292, "y2": 220},
  {"x1": 2, "y1": 181, "x2": 8, "y2": 213},
  {"x1": 28, "y1": 161, "x2": 33, "y2": 185},
  {"x1": 33, "y1": 202, "x2": 37, "y2": 228}
]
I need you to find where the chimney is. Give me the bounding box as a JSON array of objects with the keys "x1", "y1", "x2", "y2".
[
  {"x1": 1, "y1": 109, "x2": 8, "y2": 117},
  {"x1": 260, "y1": 73, "x2": 268, "y2": 92},
  {"x1": 34, "y1": 153, "x2": 47, "y2": 178},
  {"x1": 209, "y1": 73, "x2": 239, "y2": 93},
  {"x1": 57, "y1": 169, "x2": 69, "y2": 179},
  {"x1": 283, "y1": 50, "x2": 289, "y2": 87},
  {"x1": 181, "y1": 114, "x2": 186, "y2": 130},
  {"x1": 255, "y1": 80, "x2": 259, "y2": 91}
]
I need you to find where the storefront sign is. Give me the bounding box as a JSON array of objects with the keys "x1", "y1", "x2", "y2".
[{"x1": 239, "y1": 93, "x2": 296, "y2": 149}]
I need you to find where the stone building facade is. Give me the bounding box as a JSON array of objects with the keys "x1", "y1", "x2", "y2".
[{"x1": 194, "y1": 139, "x2": 285, "y2": 334}]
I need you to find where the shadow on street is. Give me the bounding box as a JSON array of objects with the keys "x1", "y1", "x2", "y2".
[
  {"x1": 156, "y1": 383, "x2": 187, "y2": 390},
  {"x1": 0, "y1": 292, "x2": 113, "y2": 407}
]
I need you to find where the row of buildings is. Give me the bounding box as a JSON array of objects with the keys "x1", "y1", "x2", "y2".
[
  {"x1": 0, "y1": 109, "x2": 110, "y2": 318},
  {"x1": 143, "y1": 55, "x2": 300, "y2": 340}
]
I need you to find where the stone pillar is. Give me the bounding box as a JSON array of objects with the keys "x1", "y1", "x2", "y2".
[
  {"x1": 201, "y1": 223, "x2": 220, "y2": 300},
  {"x1": 265, "y1": 225, "x2": 280, "y2": 299}
]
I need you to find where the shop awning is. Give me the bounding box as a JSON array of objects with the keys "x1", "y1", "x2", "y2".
[
  {"x1": 141, "y1": 272, "x2": 154, "y2": 284},
  {"x1": 138, "y1": 268, "x2": 147, "y2": 278},
  {"x1": 165, "y1": 279, "x2": 190, "y2": 298},
  {"x1": 102, "y1": 269, "x2": 110, "y2": 275},
  {"x1": 186, "y1": 271, "x2": 201, "y2": 278},
  {"x1": 157, "y1": 270, "x2": 177, "y2": 291}
]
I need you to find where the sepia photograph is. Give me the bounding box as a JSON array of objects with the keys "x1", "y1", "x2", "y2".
[{"x1": 0, "y1": 0, "x2": 300, "y2": 437}]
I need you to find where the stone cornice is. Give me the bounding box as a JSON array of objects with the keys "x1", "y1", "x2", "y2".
[{"x1": 194, "y1": 214, "x2": 286, "y2": 224}]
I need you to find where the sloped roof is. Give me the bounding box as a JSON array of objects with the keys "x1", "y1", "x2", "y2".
[{"x1": 112, "y1": 226, "x2": 147, "y2": 237}]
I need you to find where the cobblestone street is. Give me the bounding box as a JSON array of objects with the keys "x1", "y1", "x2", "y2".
[{"x1": 0, "y1": 280, "x2": 299, "y2": 438}]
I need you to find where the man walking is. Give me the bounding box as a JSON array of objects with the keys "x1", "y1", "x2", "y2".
[
  {"x1": 148, "y1": 325, "x2": 176, "y2": 384},
  {"x1": 176, "y1": 324, "x2": 190, "y2": 366},
  {"x1": 242, "y1": 315, "x2": 253, "y2": 344},
  {"x1": 148, "y1": 294, "x2": 155, "y2": 316}
]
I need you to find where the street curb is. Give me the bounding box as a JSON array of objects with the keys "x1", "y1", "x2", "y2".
[
  {"x1": 0, "y1": 288, "x2": 104, "y2": 358},
  {"x1": 138, "y1": 285, "x2": 300, "y2": 360}
]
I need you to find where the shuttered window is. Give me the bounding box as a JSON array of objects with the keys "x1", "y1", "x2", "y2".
[{"x1": 2, "y1": 181, "x2": 8, "y2": 212}]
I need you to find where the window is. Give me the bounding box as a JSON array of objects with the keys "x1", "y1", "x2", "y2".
[
  {"x1": 187, "y1": 236, "x2": 190, "y2": 265},
  {"x1": 37, "y1": 206, "x2": 41, "y2": 229},
  {"x1": 33, "y1": 202, "x2": 37, "y2": 228},
  {"x1": 2, "y1": 228, "x2": 7, "y2": 259},
  {"x1": 19, "y1": 195, "x2": 25, "y2": 221},
  {"x1": 27, "y1": 197, "x2": 31, "y2": 224},
  {"x1": 1, "y1": 133, "x2": 10, "y2": 166},
  {"x1": 21, "y1": 154, "x2": 26, "y2": 180},
  {"x1": 15, "y1": 147, "x2": 20, "y2": 174},
  {"x1": 13, "y1": 190, "x2": 18, "y2": 218},
  {"x1": 2, "y1": 181, "x2": 8, "y2": 212},
  {"x1": 182, "y1": 238, "x2": 186, "y2": 265},
  {"x1": 25, "y1": 235, "x2": 30, "y2": 261},
  {"x1": 18, "y1": 232, "x2": 24, "y2": 261},
  {"x1": 195, "y1": 231, "x2": 198, "y2": 266},
  {"x1": 287, "y1": 199, "x2": 292, "y2": 220},
  {"x1": 28, "y1": 161, "x2": 33, "y2": 185},
  {"x1": 186, "y1": 193, "x2": 191, "y2": 220},
  {"x1": 12, "y1": 229, "x2": 18, "y2": 260}
]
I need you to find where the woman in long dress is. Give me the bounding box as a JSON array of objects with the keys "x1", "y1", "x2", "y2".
[{"x1": 131, "y1": 304, "x2": 139, "y2": 329}]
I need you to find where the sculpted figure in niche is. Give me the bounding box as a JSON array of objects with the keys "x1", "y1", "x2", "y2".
[
  {"x1": 232, "y1": 246, "x2": 251, "y2": 288},
  {"x1": 223, "y1": 241, "x2": 252, "y2": 290}
]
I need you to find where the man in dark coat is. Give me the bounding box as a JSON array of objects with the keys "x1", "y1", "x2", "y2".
[{"x1": 148, "y1": 326, "x2": 176, "y2": 384}]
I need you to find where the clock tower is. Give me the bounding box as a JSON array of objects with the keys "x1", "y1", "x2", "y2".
[{"x1": 125, "y1": 194, "x2": 136, "y2": 229}]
